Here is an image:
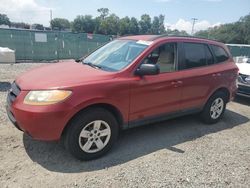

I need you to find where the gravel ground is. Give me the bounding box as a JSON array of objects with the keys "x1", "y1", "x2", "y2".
[{"x1": 0, "y1": 63, "x2": 250, "y2": 188}]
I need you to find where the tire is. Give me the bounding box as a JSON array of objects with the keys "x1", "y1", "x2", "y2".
[
  {"x1": 201, "y1": 91, "x2": 227, "y2": 124},
  {"x1": 64, "y1": 108, "x2": 119, "y2": 160}
]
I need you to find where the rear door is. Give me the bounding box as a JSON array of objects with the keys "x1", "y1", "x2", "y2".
[{"x1": 178, "y1": 42, "x2": 216, "y2": 110}]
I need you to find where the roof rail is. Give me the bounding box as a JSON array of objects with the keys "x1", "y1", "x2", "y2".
[{"x1": 150, "y1": 34, "x2": 221, "y2": 42}]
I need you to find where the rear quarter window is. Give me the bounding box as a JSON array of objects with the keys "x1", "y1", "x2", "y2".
[{"x1": 211, "y1": 45, "x2": 229, "y2": 63}]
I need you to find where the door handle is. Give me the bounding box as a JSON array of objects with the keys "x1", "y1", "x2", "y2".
[
  {"x1": 212, "y1": 73, "x2": 222, "y2": 77},
  {"x1": 171, "y1": 81, "x2": 183, "y2": 87},
  {"x1": 177, "y1": 81, "x2": 183, "y2": 85}
]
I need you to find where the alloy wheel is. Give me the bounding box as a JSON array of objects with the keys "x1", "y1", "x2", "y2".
[{"x1": 78, "y1": 120, "x2": 111, "y2": 153}]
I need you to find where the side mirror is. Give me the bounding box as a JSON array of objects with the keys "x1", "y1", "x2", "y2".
[
  {"x1": 135, "y1": 64, "x2": 160, "y2": 76},
  {"x1": 75, "y1": 59, "x2": 81, "y2": 63}
]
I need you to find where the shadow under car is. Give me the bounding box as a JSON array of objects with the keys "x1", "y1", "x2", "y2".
[{"x1": 23, "y1": 109, "x2": 249, "y2": 173}]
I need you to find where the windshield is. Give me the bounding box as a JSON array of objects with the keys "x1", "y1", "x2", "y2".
[{"x1": 83, "y1": 40, "x2": 148, "y2": 71}]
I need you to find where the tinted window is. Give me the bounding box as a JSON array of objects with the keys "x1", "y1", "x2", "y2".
[
  {"x1": 205, "y1": 45, "x2": 214, "y2": 65},
  {"x1": 211, "y1": 45, "x2": 229, "y2": 63},
  {"x1": 183, "y1": 43, "x2": 207, "y2": 69},
  {"x1": 144, "y1": 43, "x2": 176, "y2": 73}
]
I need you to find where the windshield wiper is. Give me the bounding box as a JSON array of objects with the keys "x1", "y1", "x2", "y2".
[{"x1": 83, "y1": 62, "x2": 102, "y2": 69}]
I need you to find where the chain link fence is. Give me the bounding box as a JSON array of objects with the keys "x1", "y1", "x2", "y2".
[
  {"x1": 227, "y1": 44, "x2": 250, "y2": 58},
  {"x1": 0, "y1": 28, "x2": 110, "y2": 61}
]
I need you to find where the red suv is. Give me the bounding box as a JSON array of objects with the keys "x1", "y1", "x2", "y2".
[{"x1": 6, "y1": 35, "x2": 238, "y2": 160}]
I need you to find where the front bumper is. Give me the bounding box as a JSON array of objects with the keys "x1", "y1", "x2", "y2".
[
  {"x1": 6, "y1": 84, "x2": 74, "y2": 141},
  {"x1": 236, "y1": 73, "x2": 250, "y2": 98},
  {"x1": 237, "y1": 81, "x2": 250, "y2": 98}
]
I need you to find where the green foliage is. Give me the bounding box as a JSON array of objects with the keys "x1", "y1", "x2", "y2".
[
  {"x1": 97, "y1": 8, "x2": 109, "y2": 20},
  {"x1": 1, "y1": 7, "x2": 193, "y2": 37},
  {"x1": 195, "y1": 13, "x2": 250, "y2": 44},
  {"x1": 33, "y1": 24, "x2": 44, "y2": 30},
  {"x1": 11, "y1": 22, "x2": 30, "y2": 29},
  {"x1": 129, "y1": 17, "x2": 139, "y2": 35},
  {"x1": 119, "y1": 16, "x2": 130, "y2": 35},
  {"x1": 98, "y1": 14, "x2": 120, "y2": 35},
  {"x1": 0, "y1": 14, "x2": 11, "y2": 26},
  {"x1": 151, "y1": 15, "x2": 166, "y2": 34},
  {"x1": 168, "y1": 29, "x2": 188, "y2": 36},
  {"x1": 71, "y1": 9, "x2": 189, "y2": 36},
  {"x1": 72, "y1": 15, "x2": 96, "y2": 33},
  {"x1": 139, "y1": 14, "x2": 151, "y2": 34},
  {"x1": 50, "y1": 18, "x2": 70, "y2": 30}
]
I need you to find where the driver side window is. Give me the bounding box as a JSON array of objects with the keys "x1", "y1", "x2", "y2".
[{"x1": 144, "y1": 43, "x2": 177, "y2": 73}]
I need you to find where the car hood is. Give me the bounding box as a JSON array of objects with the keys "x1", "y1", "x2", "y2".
[
  {"x1": 16, "y1": 61, "x2": 114, "y2": 90},
  {"x1": 236, "y1": 62, "x2": 250, "y2": 75}
]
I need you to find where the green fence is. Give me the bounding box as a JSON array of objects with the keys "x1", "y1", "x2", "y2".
[
  {"x1": 227, "y1": 44, "x2": 250, "y2": 57},
  {"x1": 0, "y1": 28, "x2": 110, "y2": 61}
]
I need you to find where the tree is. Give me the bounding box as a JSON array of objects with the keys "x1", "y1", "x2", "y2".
[
  {"x1": 119, "y1": 16, "x2": 130, "y2": 35},
  {"x1": 97, "y1": 8, "x2": 109, "y2": 20},
  {"x1": 151, "y1": 16, "x2": 160, "y2": 34},
  {"x1": 150, "y1": 15, "x2": 166, "y2": 34},
  {"x1": 139, "y1": 14, "x2": 151, "y2": 34},
  {"x1": 0, "y1": 14, "x2": 11, "y2": 26},
  {"x1": 51, "y1": 18, "x2": 70, "y2": 30},
  {"x1": 99, "y1": 14, "x2": 120, "y2": 35},
  {"x1": 72, "y1": 15, "x2": 95, "y2": 33},
  {"x1": 93, "y1": 17, "x2": 101, "y2": 34},
  {"x1": 129, "y1": 17, "x2": 139, "y2": 35},
  {"x1": 33, "y1": 24, "x2": 44, "y2": 30},
  {"x1": 11, "y1": 22, "x2": 30, "y2": 29},
  {"x1": 158, "y1": 14, "x2": 166, "y2": 34},
  {"x1": 168, "y1": 29, "x2": 188, "y2": 36},
  {"x1": 195, "y1": 13, "x2": 250, "y2": 44},
  {"x1": 240, "y1": 14, "x2": 250, "y2": 44}
]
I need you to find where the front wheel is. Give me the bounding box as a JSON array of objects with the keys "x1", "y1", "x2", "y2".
[
  {"x1": 201, "y1": 91, "x2": 227, "y2": 124},
  {"x1": 64, "y1": 108, "x2": 119, "y2": 160}
]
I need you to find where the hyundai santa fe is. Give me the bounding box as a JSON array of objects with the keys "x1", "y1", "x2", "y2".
[{"x1": 6, "y1": 35, "x2": 238, "y2": 160}]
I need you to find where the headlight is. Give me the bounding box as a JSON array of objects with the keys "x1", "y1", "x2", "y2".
[
  {"x1": 24, "y1": 90, "x2": 72, "y2": 105},
  {"x1": 246, "y1": 76, "x2": 250, "y2": 84}
]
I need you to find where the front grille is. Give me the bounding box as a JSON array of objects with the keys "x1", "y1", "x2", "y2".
[{"x1": 7, "y1": 82, "x2": 21, "y2": 105}]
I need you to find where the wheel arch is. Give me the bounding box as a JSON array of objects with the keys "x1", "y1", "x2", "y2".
[
  {"x1": 61, "y1": 103, "x2": 124, "y2": 139},
  {"x1": 212, "y1": 87, "x2": 230, "y2": 103},
  {"x1": 205, "y1": 87, "x2": 230, "y2": 107}
]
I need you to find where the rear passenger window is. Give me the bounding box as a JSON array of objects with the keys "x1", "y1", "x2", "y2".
[
  {"x1": 211, "y1": 45, "x2": 229, "y2": 63},
  {"x1": 183, "y1": 43, "x2": 207, "y2": 69}
]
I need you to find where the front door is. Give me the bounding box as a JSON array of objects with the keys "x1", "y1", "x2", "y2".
[{"x1": 129, "y1": 42, "x2": 182, "y2": 123}]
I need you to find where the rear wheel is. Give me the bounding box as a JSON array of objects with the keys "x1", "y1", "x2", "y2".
[
  {"x1": 201, "y1": 91, "x2": 227, "y2": 124},
  {"x1": 64, "y1": 108, "x2": 119, "y2": 160}
]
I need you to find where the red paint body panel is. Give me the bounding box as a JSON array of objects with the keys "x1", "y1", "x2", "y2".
[
  {"x1": 7, "y1": 36, "x2": 238, "y2": 141},
  {"x1": 16, "y1": 61, "x2": 114, "y2": 90},
  {"x1": 129, "y1": 72, "x2": 182, "y2": 121}
]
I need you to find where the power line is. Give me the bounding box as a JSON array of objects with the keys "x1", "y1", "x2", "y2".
[{"x1": 191, "y1": 18, "x2": 198, "y2": 35}]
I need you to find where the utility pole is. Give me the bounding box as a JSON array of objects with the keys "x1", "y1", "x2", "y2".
[
  {"x1": 50, "y1": 9, "x2": 53, "y2": 29},
  {"x1": 191, "y1": 18, "x2": 198, "y2": 35}
]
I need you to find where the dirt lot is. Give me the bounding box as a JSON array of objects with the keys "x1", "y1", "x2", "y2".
[{"x1": 0, "y1": 63, "x2": 250, "y2": 188}]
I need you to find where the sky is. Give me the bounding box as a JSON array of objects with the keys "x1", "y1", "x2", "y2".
[{"x1": 0, "y1": 0, "x2": 249, "y2": 34}]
